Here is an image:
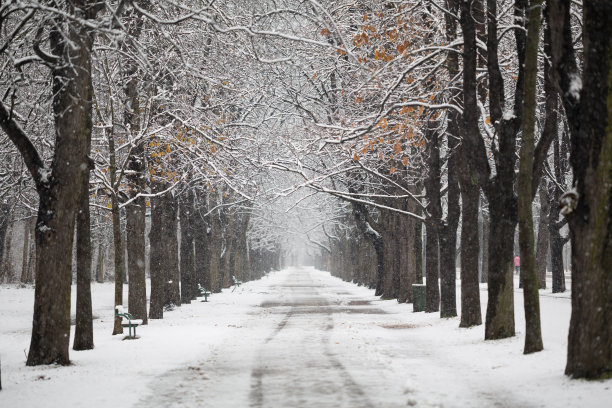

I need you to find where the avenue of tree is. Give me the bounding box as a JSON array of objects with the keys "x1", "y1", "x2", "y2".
[{"x1": 0, "y1": 0, "x2": 610, "y2": 380}]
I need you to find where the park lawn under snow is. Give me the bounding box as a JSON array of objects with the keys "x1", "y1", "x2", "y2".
[{"x1": 0, "y1": 267, "x2": 610, "y2": 407}]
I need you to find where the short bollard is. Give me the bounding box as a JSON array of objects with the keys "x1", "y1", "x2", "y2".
[{"x1": 412, "y1": 284, "x2": 426, "y2": 312}]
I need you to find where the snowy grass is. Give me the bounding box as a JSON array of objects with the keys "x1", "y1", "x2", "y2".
[
  {"x1": 0, "y1": 274, "x2": 277, "y2": 407},
  {"x1": 0, "y1": 268, "x2": 610, "y2": 407}
]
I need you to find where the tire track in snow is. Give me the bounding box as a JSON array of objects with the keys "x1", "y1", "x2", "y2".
[{"x1": 248, "y1": 269, "x2": 375, "y2": 408}]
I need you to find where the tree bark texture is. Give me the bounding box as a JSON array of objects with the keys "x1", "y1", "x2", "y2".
[
  {"x1": 209, "y1": 206, "x2": 223, "y2": 293},
  {"x1": 536, "y1": 184, "x2": 550, "y2": 289},
  {"x1": 149, "y1": 192, "x2": 165, "y2": 319},
  {"x1": 179, "y1": 190, "x2": 196, "y2": 303},
  {"x1": 517, "y1": 0, "x2": 544, "y2": 354},
  {"x1": 20, "y1": 217, "x2": 32, "y2": 283},
  {"x1": 550, "y1": 0, "x2": 612, "y2": 379},
  {"x1": 123, "y1": 0, "x2": 148, "y2": 324},
  {"x1": 0, "y1": 203, "x2": 10, "y2": 276},
  {"x1": 458, "y1": 0, "x2": 483, "y2": 328},
  {"x1": 549, "y1": 132, "x2": 568, "y2": 293},
  {"x1": 163, "y1": 193, "x2": 180, "y2": 308},
  {"x1": 96, "y1": 242, "x2": 105, "y2": 283},
  {"x1": 107, "y1": 126, "x2": 124, "y2": 336},
  {"x1": 17, "y1": 2, "x2": 99, "y2": 364},
  {"x1": 193, "y1": 204, "x2": 211, "y2": 291},
  {"x1": 350, "y1": 194, "x2": 384, "y2": 297},
  {"x1": 439, "y1": 0, "x2": 460, "y2": 318},
  {"x1": 74, "y1": 168, "x2": 94, "y2": 351},
  {"x1": 424, "y1": 119, "x2": 442, "y2": 313}
]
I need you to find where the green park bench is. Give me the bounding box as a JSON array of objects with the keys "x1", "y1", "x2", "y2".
[
  {"x1": 198, "y1": 284, "x2": 211, "y2": 302},
  {"x1": 115, "y1": 306, "x2": 143, "y2": 339},
  {"x1": 231, "y1": 275, "x2": 243, "y2": 292}
]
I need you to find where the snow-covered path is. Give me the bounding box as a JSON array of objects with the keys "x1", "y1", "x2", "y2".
[
  {"x1": 136, "y1": 269, "x2": 389, "y2": 407},
  {"x1": 1, "y1": 267, "x2": 610, "y2": 407},
  {"x1": 131, "y1": 268, "x2": 597, "y2": 408}
]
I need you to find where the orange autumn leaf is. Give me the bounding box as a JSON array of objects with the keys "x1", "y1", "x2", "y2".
[
  {"x1": 402, "y1": 157, "x2": 409, "y2": 166},
  {"x1": 390, "y1": 167, "x2": 396, "y2": 174},
  {"x1": 321, "y1": 28, "x2": 330, "y2": 36},
  {"x1": 393, "y1": 141, "x2": 402, "y2": 153},
  {"x1": 353, "y1": 152, "x2": 360, "y2": 162}
]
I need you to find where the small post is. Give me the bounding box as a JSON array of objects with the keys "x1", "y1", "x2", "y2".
[{"x1": 412, "y1": 284, "x2": 426, "y2": 312}]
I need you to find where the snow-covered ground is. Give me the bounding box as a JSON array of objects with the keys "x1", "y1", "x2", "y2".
[{"x1": 0, "y1": 267, "x2": 609, "y2": 407}]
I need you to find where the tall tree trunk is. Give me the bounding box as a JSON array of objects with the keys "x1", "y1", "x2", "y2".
[
  {"x1": 164, "y1": 193, "x2": 180, "y2": 307},
  {"x1": 398, "y1": 200, "x2": 417, "y2": 303},
  {"x1": 21, "y1": 218, "x2": 32, "y2": 283},
  {"x1": 179, "y1": 190, "x2": 196, "y2": 303},
  {"x1": 222, "y1": 211, "x2": 234, "y2": 288},
  {"x1": 549, "y1": 130, "x2": 568, "y2": 293},
  {"x1": 544, "y1": 15, "x2": 565, "y2": 293},
  {"x1": 439, "y1": 0, "x2": 460, "y2": 318},
  {"x1": 550, "y1": 0, "x2": 612, "y2": 379},
  {"x1": 0, "y1": 213, "x2": 13, "y2": 283},
  {"x1": 108, "y1": 126, "x2": 124, "y2": 336},
  {"x1": 194, "y1": 204, "x2": 211, "y2": 290},
  {"x1": 18, "y1": 2, "x2": 99, "y2": 364},
  {"x1": 126, "y1": 191, "x2": 147, "y2": 322},
  {"x1": 424, "y1": 221, "x2": 439, "y2": 312},
  {"x1": 482, "y1": 0, "x2": 528, "y2": 341},
  {"x1": 122, "y1": 225, "x2": 128, "y2": 284},
  {"x1": 458, "y1": 0, "x2": 483, "y2": 328},
  {"x1": 26, "y1": 223, "x2": 36, "y2": 284},
  {"x1": 0, "y1": 203, "x2": 10, "y2": 275},
  {"x1": 349, "y1": 192, "x2": 384, "y2": 296},
  {"x1": 149, "y1": 191, "x2": 165, "y2": 319},
  {"x1": 414, "y1": 221, "x2": 423, "y2": 284},
  {"x1": 74, "y1": 168, "x2": 94, "y2": 350},
  {"x1": 440, "y1": 121, "x2": 460, "y2": 318},
  {"x1": 380, "y1": 210, "x2": 396, "y2": 299},
  {"x1": 233, "y1": 212, "x2": 251, "y2": 282},
  {"x1": 123, "y1": 0, "x2": 148, "y2": 325},
  {"x1": 424, "y1": 118, "x2": 442, "y2": 313},
  {"x1": 536, "y1": 184, "x2": 550, "y2": 289},
  {"x1": 96, "y1": 242, "x2": 105, "y2": 283},
  {"x1": 209, "y1": 207, "x2": 222, "y2": 293},
  {"x1": 459, "y1": 176, "x2": 482, "y2": 327},
  {"x1": 481, "y1": 208, "x2": 489, "y2": 283},
  {"x1": 110, "y1": 193, "x2": 123, "y2": 335},
  {"x1": 517, "y1": 0, "x2": 544, "y2": 354}
]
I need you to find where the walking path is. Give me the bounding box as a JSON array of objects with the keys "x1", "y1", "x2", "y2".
[
  {"x1": 2, "y1": 267, "x2": 608, "y2": 407},
  {"x1": 135, "y1": 268, "x2": 538, "y2": 408}
]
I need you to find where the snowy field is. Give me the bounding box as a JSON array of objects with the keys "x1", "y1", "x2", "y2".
[{"x1": 0, "y1": 267, "x2": 609, "y2": 407}]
